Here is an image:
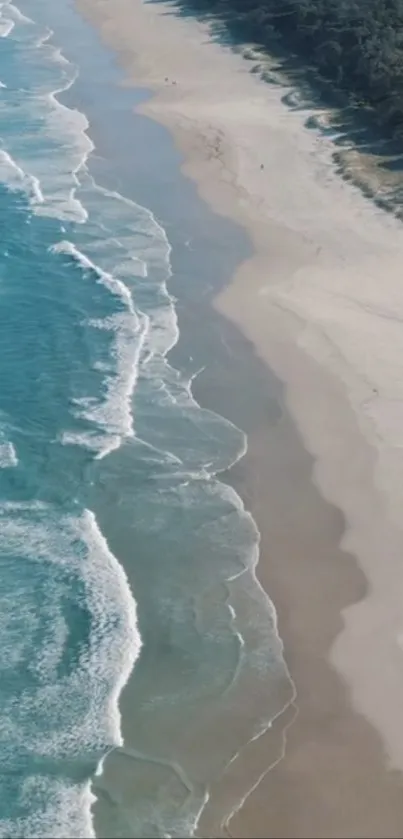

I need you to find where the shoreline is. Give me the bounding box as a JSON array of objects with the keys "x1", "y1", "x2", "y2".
[{"x1": 75, "y1": 0, "x2": 403, "y2": 835}]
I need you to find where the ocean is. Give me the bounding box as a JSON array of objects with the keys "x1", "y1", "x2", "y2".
[{"x1": 0, "y1": 1, "x2": 293, "y2": 836}]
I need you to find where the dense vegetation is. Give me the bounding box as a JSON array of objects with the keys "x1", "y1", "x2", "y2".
[{"x1": 173, "y1": 0, "x2": 403, "y2": 139}]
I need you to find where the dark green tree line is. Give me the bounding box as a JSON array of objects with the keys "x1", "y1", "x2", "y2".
[{"x1": 174, "y1": 0, "x2": 403, "y2": 138}]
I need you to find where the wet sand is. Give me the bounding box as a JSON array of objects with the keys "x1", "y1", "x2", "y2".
[
  {"x1": 75, "y1": 0, "x2": 403, "y2": 835},
  {"x1": 220, "y1": 366, "x2": 403, "y2": 838}
]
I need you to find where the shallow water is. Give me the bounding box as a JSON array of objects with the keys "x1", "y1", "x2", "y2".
[{"x1": 0, "y1": 2, "x2": 293, "y2": 835}]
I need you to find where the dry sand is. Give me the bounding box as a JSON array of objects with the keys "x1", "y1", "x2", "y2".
[{"x1": 75, "y1": 0, "x2": 403, "y2": 834}]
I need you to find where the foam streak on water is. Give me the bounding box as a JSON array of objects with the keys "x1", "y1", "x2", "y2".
[
  {"x1": 0, "y1": 440, "x2": 18, "y2": 468},
  {"x1": 0, "y1": 1, "x2": 14, "y2": 37}
]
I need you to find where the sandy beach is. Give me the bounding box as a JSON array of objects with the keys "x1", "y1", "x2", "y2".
[{"x1": 75, "y1": 0, "x2": 403, "y2": 834}]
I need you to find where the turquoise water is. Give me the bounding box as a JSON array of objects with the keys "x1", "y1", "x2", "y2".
[{"x1": 0, "y1": 2, "x2": 292, "y2": 836}]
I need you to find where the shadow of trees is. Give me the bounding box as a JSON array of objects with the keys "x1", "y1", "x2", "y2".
[{"x1": 148, "y1": 0, "x2": 403, "y2": 217}]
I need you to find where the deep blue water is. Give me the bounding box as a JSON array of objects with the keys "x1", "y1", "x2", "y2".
[{"x1": 0, "y1": 2, "x2": 292, "y2": 836}]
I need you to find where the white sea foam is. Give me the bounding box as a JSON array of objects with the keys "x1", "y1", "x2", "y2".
[
  {"x1": 71, "y1": 306, "x2": 149, "y2": 459},
  {"x1": 0, "y1": 440, "x2": 18, "y2": 468},
  {"x1": 82, "y1": 508, "x2": 141, "y2": 731},
  {"x1": 33, "y1": 24, "x2": 52, "y2": 50},
  {"x1": 0, "y1": 149, "x2": 44, "y2": 204},
  {"x1": 86, "y1": 185, "x2": 180, "y2": 369},
  {"x1": 31, "y1": 84, "x2": 92, "y2": 223},
  {"x1": 50, "y1": 240, "x2": 136, "y2": 313},
  {"x1": 50, "y1": 240, "x2": 149, "y2": 457},
  {"x1": 8, "y1": 2, "x2": 33, "y2": 24},
  {"x1": 0, "y1": 501, "x2": 140, "y2": 837},
  {"x1": 89, "y1": 179, "x2": 173, "y2": 278},
  {"x1": 0, "y1": 18, "x2": 89, "y2": 222},
  {"x1": 51, "y1": 175, "x2": 248, "y2": 474},
  {"x1": 0, "y1": 777, "x2": 96, "y2": 838},
  {"x1": 22, "y1": 78, "x2": 92, "y2": 223},
  {"x1": 0, "y1": 17, "x2": 14, "y2": 37}
]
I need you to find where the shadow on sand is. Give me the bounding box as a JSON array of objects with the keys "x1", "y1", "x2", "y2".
[{"x1": 147, "y1": 0, "x2": 403, "y2": 220}]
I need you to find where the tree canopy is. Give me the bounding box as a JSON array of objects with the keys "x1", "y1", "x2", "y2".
[{"x1": 174, "y1": 0, "x2": 403, "y2": 138}]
